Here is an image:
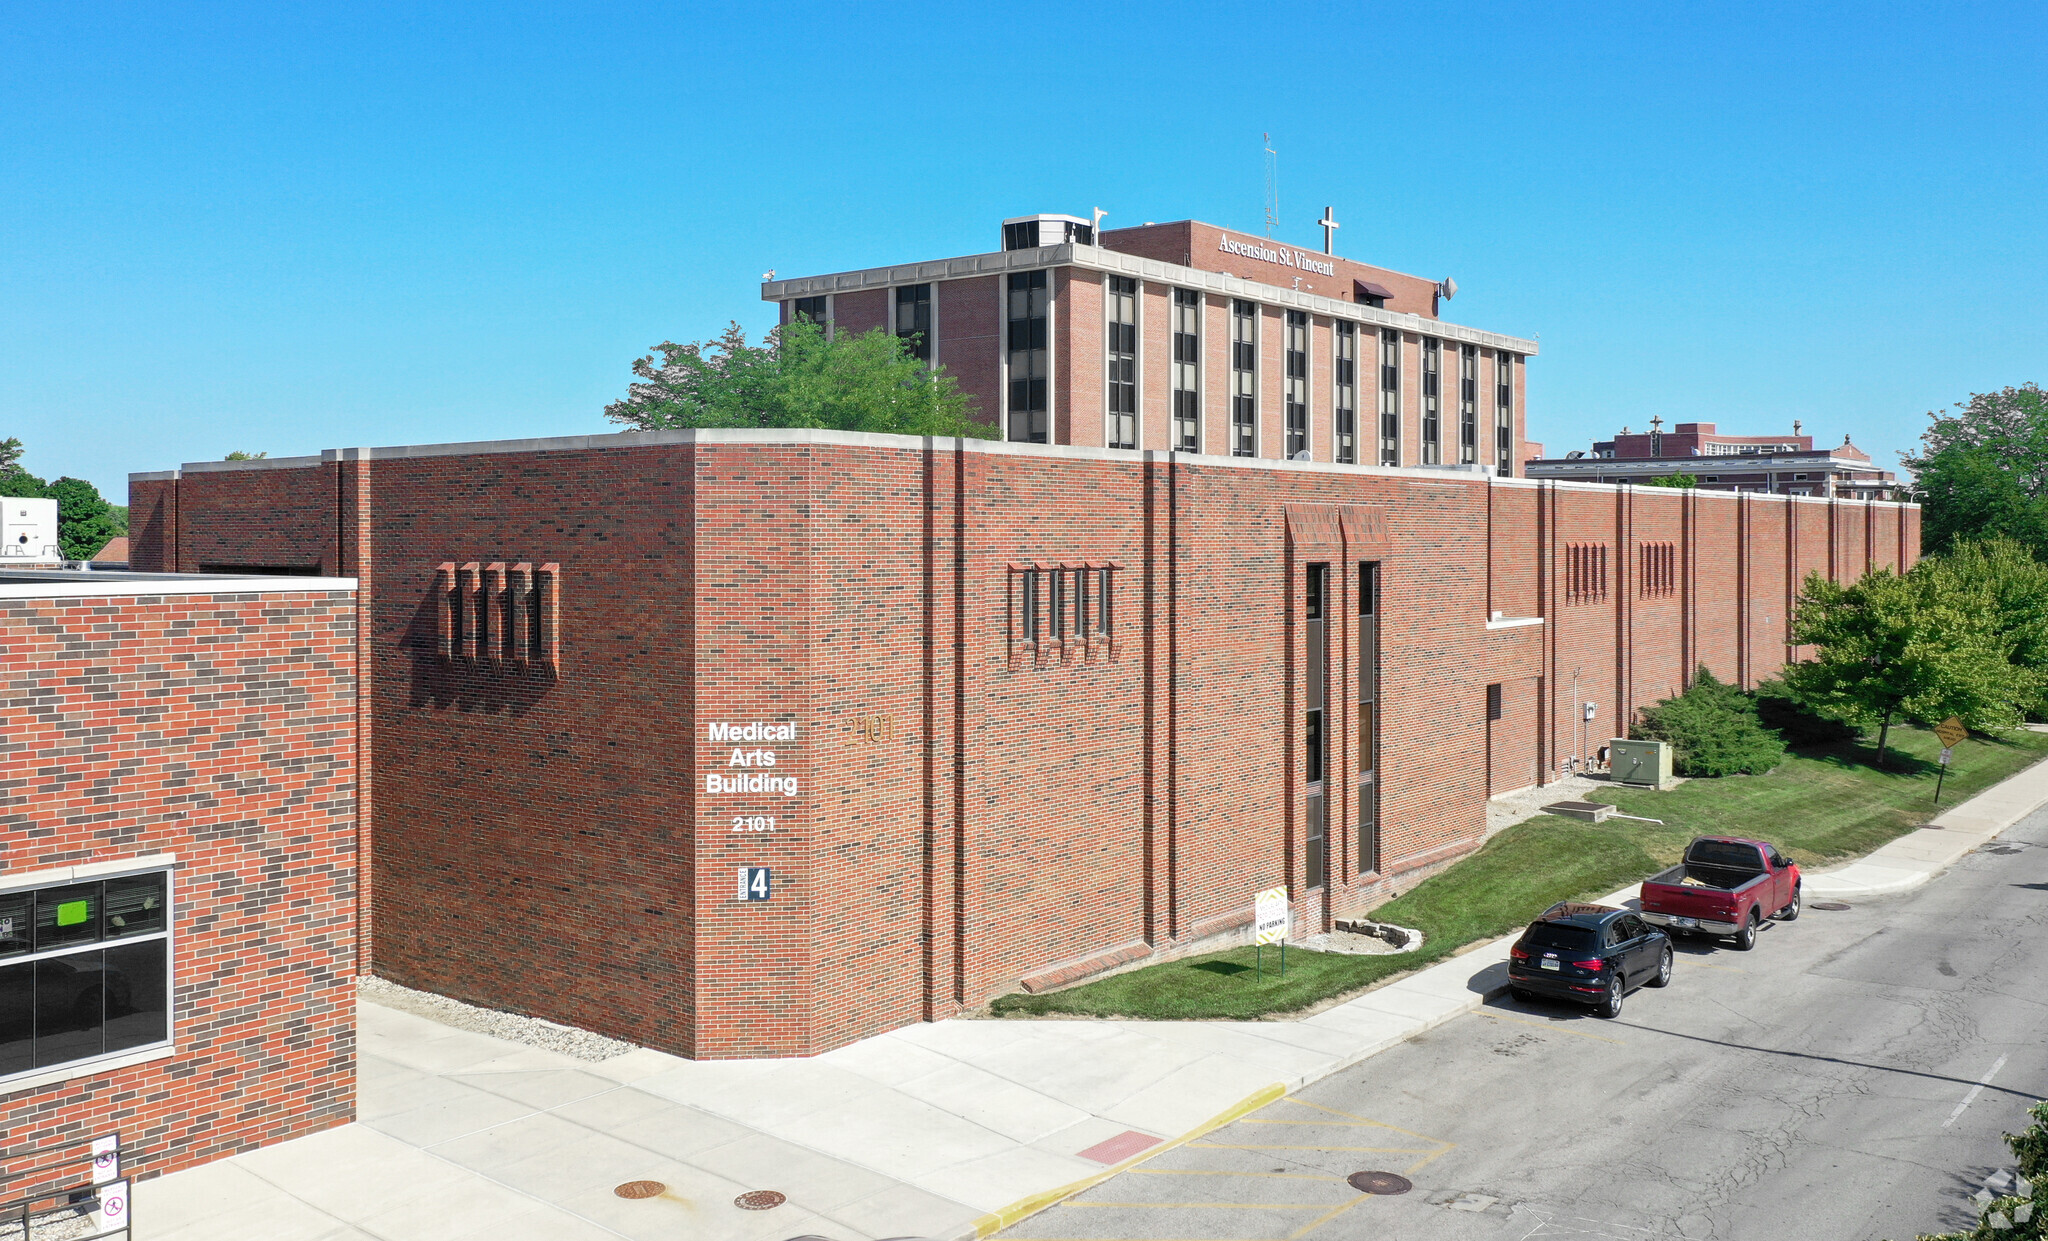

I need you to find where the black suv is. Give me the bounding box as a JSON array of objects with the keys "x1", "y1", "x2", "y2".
[{"x1": 1508, "y1": 902, "x2": 1672, "y2": 1017}]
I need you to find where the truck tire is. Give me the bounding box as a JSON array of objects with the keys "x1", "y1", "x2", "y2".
[
  {"x1": 1775, "y1": 885, "x2": 1802, "y2": 922},
  {"x1": 1731, "y1": 910, "x2": 1757, "y2": 952}
]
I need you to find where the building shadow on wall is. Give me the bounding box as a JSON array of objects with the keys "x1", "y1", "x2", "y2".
[{"x1": 402, "y1": 591, "x2": 557, "y2": 716}]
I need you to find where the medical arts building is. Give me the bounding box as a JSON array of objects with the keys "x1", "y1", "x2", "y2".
[{"x1": 0, "y1": 206, "x2": 1913, "y2": 1182}]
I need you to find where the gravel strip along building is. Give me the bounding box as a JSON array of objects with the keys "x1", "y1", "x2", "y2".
[{"x1": 126, "y1": 431, "x2": 1917, "y2": 1061}]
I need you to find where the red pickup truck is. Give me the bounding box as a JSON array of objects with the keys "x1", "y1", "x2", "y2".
[{"x1": 1638, "y1": 836, "x2": 1801, "y2": 950}]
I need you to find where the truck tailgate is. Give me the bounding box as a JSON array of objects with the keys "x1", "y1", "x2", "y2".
[{"x1": 1640, "y1": 880, "x2": 1749, "y2": 920}]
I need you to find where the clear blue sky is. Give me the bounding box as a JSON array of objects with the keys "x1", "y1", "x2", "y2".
[{"x1": 4, "y1": 2, "x2": 2043, "y2": 501}]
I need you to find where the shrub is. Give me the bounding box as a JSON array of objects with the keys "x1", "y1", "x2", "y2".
[
  {"x1": 1633, "y1": 667, "x2": 1787, "y2": 777},
  {"x1": 1754, "y1": 676, "x2": 1860, "y2": 745},
  {"x1": 1897, "y1": 1099, "x2": 2048, "y2": 1239}
]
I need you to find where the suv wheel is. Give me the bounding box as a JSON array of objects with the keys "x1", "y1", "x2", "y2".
[
  {"x1": 1648, "y1": 944, "x2": 1673, "y2": 987},
  {"x1": 1732, "y1": 911, "x2": 1757, "y2": 952},
  {"x1": 1598, "y1": 974, "x2": 1625, "y2": 1018}
]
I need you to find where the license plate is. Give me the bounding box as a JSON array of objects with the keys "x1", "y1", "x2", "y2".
[
  {"x1": 1540, "y1": 958, "x2": 1560, "y2": 971},
  {"x1": 1673, "y1": 917, "x2": 1698, "y2": 929}
]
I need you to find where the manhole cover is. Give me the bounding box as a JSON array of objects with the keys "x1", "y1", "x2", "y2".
[
  {"x1": 735, "y1": 1190, "x2": 787, "y2": 1210},
  {"x1": 614, "y1": 1181, "x2": 665, "y2": 1200},
  {"x1": 1811, "y1": 901, "x2": 1852, "y2": 911},
  {"x1": 1348, "y1": 1171, "x2": 1414, "y2": 1195}
]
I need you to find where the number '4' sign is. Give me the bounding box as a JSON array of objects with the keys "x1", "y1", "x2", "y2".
[{"x1": 736, "y1": 867, "x2": 771, "y2": 902}]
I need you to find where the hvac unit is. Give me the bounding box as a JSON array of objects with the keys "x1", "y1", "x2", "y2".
[
  {"x1": 1608, "y1": 738, "x2": 1674, "y2": 790},
  {"x1": 0, "y1": 497, "x2": 61, "y2": 563}
]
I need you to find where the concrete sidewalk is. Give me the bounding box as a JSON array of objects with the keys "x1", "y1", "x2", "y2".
[
  {"x1": 132, "y1": 753, "x2": 2048, "y2": 1241},
  {"x1": 1805, "y1": 743, "x2": 2048, "y2": 899}
]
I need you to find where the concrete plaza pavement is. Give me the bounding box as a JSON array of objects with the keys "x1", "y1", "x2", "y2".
[{"x1": 132, "y1": 755, "x2": 2048, "y2": 1241}]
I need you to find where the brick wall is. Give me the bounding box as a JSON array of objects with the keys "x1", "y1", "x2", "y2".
[
  {"x1": 128, "y1": 433, "x2": 1916, "y2": 1058},
  {"x1": 0, "y1": 586, "x2": 356, "y2": 1188}
]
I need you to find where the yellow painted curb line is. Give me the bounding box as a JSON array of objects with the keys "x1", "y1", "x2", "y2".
[{"x1": 966, "y1": 1081, "x2": 1288, "y2": 1238}]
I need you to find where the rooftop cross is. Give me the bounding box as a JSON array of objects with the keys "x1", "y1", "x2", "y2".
[{"x1": 1318, "y1": 206, "x2": 1340, "y2": 255}]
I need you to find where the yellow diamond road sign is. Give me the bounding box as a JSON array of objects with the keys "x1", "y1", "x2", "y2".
[{"x1": 1934, "y1": 716, "x2": 1968, "y2": 749}]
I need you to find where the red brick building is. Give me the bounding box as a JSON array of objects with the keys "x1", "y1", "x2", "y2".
[
  {"x1": 1526, "y1": 417, "x2": 1905, "y2": 498},
  {"x1": 126, "y1": 433, "x2": 1917, "y2": 1060},
  {"x1": 766, "y1": 214, "x2": 1535, "y2": 474},
  {"x1": 0, "y1": 570, "x2": 358, "y2": 1194}
]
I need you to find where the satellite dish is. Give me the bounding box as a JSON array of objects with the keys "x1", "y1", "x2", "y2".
[
  {"x1": 1437, "y1": 277, "x2": 1458, "y2": 300},
  {"x1": 1291, "y1": 449, "x2": 1312, "y2": 461}
]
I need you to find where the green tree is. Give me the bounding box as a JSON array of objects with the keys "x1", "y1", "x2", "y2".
[
  {"x1": 1905, "y1": 383, "x2": 2048, "y2": 556},
  {"x1": 1918, "y1": 537, "x2": 2048, "y2": 719},
  {"x1": 1632, "y1": 667, "x2": 1786, "y2": 776},
  {"x1": 1641, "y1": 473, "x2": 1699, "y2": 489},
  {"x1": 224, "y1": 450, "x2": 268, "y2": 461},
  {"x1": 1783, "y1": 567, "x2": 2029, "y2": 766},
  {"x1": 0, "y1": 441, "x2": 123, "y2": 559},
  {"x1": 603, "y1": 319, "x2": 994, "y2": 438},
  {"x1": 1753, "y1": 676, "x2": 1859, "y2": 745},
  {"x1": 45, "y1": 477, "x2": 122, "y2": 560}
]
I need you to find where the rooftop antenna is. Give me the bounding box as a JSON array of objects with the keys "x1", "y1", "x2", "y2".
[{"x1": 1263, "y1": 133, "x2": 1279, "y2": 237}]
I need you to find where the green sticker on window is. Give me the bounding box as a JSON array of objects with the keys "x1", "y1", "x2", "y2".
[{"x1": 56, "y1": 900, "x2": 89, "y2": 927}]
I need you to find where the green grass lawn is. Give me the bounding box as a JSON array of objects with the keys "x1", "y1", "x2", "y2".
[{"x1": 989, "y1": 724, "x2": 2048, "y2": 1021}]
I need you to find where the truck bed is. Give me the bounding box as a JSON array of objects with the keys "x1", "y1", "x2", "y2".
[{"x1": 1643, "y1": 862, "x2": 1764, "y2": 894}]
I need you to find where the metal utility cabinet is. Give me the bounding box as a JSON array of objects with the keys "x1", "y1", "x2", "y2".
[{"x1": 1609, "y1": 738, "x2": 1674, "y2": 790}]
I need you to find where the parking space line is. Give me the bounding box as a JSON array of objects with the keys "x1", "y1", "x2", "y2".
[
  {"x1": 1475, "y1": 1010, "x2": 1627, "y2": 1044},
  {"x1": 1288, "y1": 1195, "x2": 1372, "y2": 1238},
  {"x1": 1122, "y1": 1179, "x2": 1359, "y2": 1187},
  {"x1": 1078, "y1": 1201, "x2": 1336, "y2": 1210},
  {"x1": 1188, "y1": 1141, "x2": 1440, "y2": 1152}
]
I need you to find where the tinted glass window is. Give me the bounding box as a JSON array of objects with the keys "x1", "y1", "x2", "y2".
[
  {"x1": 0, "y1": 961, "x2": 31, "y2": 1077},
  {"x1": 34, "y1": 955, "x2": 104, "y2": 1068},
  {"x1": 1688, "y1": 840, "x2": 1765, "y2": 871},
  {"x1": 0, "y1": 874, "x2": 172, "y2": 1082},
  {"x1": 36, "y1": 884, "x2": 99, "y2": 951},
  {"x1": 104, "y1": 940, "x2": 170, "y2": 1056},
  {"x1": 1524, "y1": 924, "x2": 1597, "y2": 953},
  {"x1": 0, "y1": 892, "x2": 29, "y2": 958},
  {"x1": 105, "y1": 875, "x2": 166, "y2": 939}
]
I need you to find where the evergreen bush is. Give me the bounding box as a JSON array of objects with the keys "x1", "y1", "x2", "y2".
[{"x1": 1632, "y1": 667, "x2": 1787, "y2": 777}]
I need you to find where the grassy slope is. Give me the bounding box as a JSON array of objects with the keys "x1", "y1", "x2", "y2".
[{"x1": 990, "y1": 724, "x2": 2048, "y2": 1021}]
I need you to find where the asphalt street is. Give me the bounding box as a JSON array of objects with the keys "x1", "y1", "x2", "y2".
[{"x1": 1003, "y1": 805, "x2": 2048, "y2": 1241}]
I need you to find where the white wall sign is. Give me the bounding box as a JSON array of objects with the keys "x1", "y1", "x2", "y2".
[
  {"x1": 1254, "y1": 886, "x2": 1290, "y2": 945},
  {"x1": 1217, "y1": 236, "x2": 1337, "y2": 278},
  {"x1": 94, "y1": 1180, "x2": 129, "y2": 1232},
  {"x1": 91, "y1": 1134, "x2": 120, "y2": 1185}
]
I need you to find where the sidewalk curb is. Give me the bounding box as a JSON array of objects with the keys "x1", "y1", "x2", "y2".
[
  {"x1": 961, "y1": 1081, "x2": 1288, "y2": 1240},
  {"x1": 949, "y1": 753, "x2": 2048, "y2": 1239}
]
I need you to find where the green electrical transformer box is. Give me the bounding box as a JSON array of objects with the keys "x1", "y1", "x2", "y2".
[{"x1": 1608, "y1": 738, "x2": 1674, "y2": 789}]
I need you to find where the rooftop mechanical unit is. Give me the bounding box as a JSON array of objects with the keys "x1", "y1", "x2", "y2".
[{"x1": 0, "y1": 497, "x2": 60, "y2": 563}]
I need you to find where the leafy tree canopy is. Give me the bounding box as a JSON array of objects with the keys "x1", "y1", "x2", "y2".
[
  {"x1": 224, "y1": 450, "x2": 268, "y2": 461},
  {"x1": 1633, "y1": 666, "x2": 1786, "y2": 776},
  {"x1": 603, "y1": 319, "x2": 995, "y2": 439},
  {"x1": 1904, "y1": 383, "x2": 2048, "y2": 555},
  {"x1": 1641, "y1": 474, "x2": 1699, "y2": 489},
  {"x1": 1783, "y1": 564, "x2": 2033, "y2": 765},
  {"x1": 0, "y1": 440, "x2": 124, "y2": 559}
]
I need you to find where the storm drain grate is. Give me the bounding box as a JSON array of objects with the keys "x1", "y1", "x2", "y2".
[
  {"x1": 1348, "y1": 1171, "x2": 1414, "y2": 1195},
  {"x1": 735, "y1": 1189, "x2": 787, "y2": 1210},
  {"x1": 614, "y1": 1181, "x2": 665, "y2": 1200},
  {"x1": 1810, "y1": 901, "x2": 1853, "y2": 911}
]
